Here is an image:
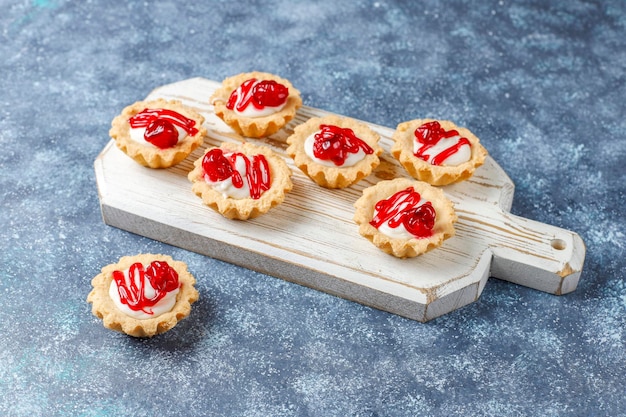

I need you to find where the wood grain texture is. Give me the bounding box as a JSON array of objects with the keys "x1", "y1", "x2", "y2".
[{"x1": 94, "y1": 78, "x2": 586, "y2": 322}]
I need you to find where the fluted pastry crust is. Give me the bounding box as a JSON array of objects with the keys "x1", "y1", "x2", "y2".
[
  {"x1": 353, "y1": 178, "x2": 457, "y2": 258},
  {"x1": 391, "y1": 119, "x2": 487, "y2": 186},
  {"x1": 286, "y1": 115, "x2": 383, "y2": 188},
  {"x1": 210, "y1": 72, "x2": 302, "y2": 138},
  {"x1": 188, "y1": 142, "x2": 293, "y2": 220},
  {"x1": 109, "y1": 99, "x2": 206, "y2": 168},
  {"x1": 87, "y1": 254, "x2": 199, "y2": 337}
]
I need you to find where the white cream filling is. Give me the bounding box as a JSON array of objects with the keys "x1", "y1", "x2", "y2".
[
  {"x1": 235, "y1": 103, "x2": 286, "y2": 118},
  {"x1": 374, "y1": 198, "x2": 428, "y2": 240},
  {"x1": 129, "y1": 125, "x2": 187, "y2": 147},
  {"x1": 109, "y1": 266, "x2": 180, "y2": 320},
  {"x1": 204, "y1": 153, "x2": 252, "y2": 199},
  {"x1": 413, "y1": 135, "x2": 471, "y2": 166},
  {"x1": 230, "y1": 80, "x2": 287, "y2": 117},
  {"x1": 304, "y1": 132, "x2": 368, "y2": 167}
]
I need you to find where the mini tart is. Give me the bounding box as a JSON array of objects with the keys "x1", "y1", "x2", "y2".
[
  {"x1": 87, "y1": 254, "x2": 199, "y2": 338},
  {"x1": 188, "y1": 142, "x2": 293, "y2": 220},
  {"x1": 353, "y1": 178, "x2": 457, "y2": 258},
  {"x1": 286, "y1": 115, "x2": 383, "y2": 188},
  {"x1": 109, "y1": 99, "x2": 206, "y2": 168},
  {"x1": 391, "y1": 118, "x2": 487, "y2": 186},
  {"x1": 210, "y1": 72, "x2": 302, "y2": 138}
]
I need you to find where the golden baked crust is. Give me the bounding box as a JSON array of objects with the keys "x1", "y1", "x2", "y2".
[
  {"x1": 188, "y1": 142, "x2": 293, "y2": 220},
  {"x1": 286, "y1": 115, "x2": 383, "y2": 188},
  {"x1": 390, "y1": 119, "x2": 487, "y2": 186},
  {"x1": 87, "y1": 254, "x2": 199, "y2": 337},
  {"x1": 353, "y1": 178, "x2": 457, "y2": 258},
  {"x1": 210, "y1": 72, "x2": 302, "y2": 138},
  {"x1": 109, "y1": 99, "x2": 206, "y2": 168}
]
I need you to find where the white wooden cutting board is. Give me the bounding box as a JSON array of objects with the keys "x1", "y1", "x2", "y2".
[{"x1": 94, "y1": 77, "x2": 586, "y2": 322}]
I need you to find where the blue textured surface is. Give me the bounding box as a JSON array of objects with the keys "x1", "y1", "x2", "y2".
[{"x1": 1, "y1": 1, "x2": 625, "y2": 416}]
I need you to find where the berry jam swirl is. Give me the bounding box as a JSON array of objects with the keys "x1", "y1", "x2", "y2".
[
  {"x1": 413, "y1": 121, "x2": 471, "y2": 166},
  {"x1": 202, "y1": 148, "x2": 271, "y2": 199},
  {"x1": 370, "y1": 187, "x2": 436, "y2": 238},
  {"x1": 112, "y1": 261, "x2": 180, "y2": 315},
  {"x1": 310, "y1": 124, "x2": 374, "y2": 167},
  {"x1": 129, "y1": 108, "x2": 199, "y2": 149},
  {"x1": 226, "y1": 78, "x2": 289, "y2": 116}
]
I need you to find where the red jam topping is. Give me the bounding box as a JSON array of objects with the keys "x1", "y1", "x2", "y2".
[
  {"x1": 112, "y1": 261, "x2": 180, "y2": 315},
  {"x1": 202, "y1": 148, "x2": 271, "y2": 199},
  {"x1": 226, "y1": 78, "x2": 289, "y2": 112},
  {"x1": 414, "y1": 121, "x2": 471, "y2": 166},
  {"x1": 370, "y1": 187, "x2": 436, "y2": 238},
  {"x1": 129, "y1": 108, "x2": 199, "y2": 149},
  {"x1": 312, "y1": 124, "x2": 374, "y2": 166}
]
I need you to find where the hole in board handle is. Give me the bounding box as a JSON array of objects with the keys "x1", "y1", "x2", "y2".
[{"x1": 551, "y1": 238, "x2": 567, "y2": 250}]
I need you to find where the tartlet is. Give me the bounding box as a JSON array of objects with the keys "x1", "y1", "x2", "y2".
[
  {"x1": 353, "y1": 178, "x2": 457, "y2": 258},
  {"x1": 210, "y1": 71, "x2": 302, "y2": 138},
  {"x1": 391, "y1": 119, "x2": 487, "y2": 185},
  {"x1": 87, "y1": 254, "x2": 199, "y2": 337},
  {"x1": 286, "y1": 115, "x2": 383, "y2": 188},
  {"x1": 188, "y1": 141, "x2": 293, "y2": 220},
  {"x1": 109, "y1": 99, "x2": 206, "y2": 168}
]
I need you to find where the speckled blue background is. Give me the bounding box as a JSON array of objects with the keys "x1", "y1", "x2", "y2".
[{"x1": 1, "y1": 0, "x2": 624, "y2": 416}]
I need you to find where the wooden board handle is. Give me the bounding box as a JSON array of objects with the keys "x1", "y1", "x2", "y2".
[{"x1": 471, "y1": 205, "x2": 586, "y2": 295}]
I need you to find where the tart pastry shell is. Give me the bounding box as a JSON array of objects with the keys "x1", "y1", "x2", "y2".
[
  {"x1": 391, "y1": 119, "x2": 487, "y2": 186},
  {"x1": 286, "y1": 115, "x2": 383, "y2": 188},
  {"x1": 210, "y1": 72, "x2": 302, "y2": 138},
  {"x1": 87, "y1": 254, "x2": 199, "y2": 338},
  {"x1": 353, "y1": 178, "x2": 457, "y2": 258},
  {"x1": 109, "y1": 99, "x2": 206, "y2": 169},
  {"x1": 188, "y1": 142, "x2": 293, "y2": 220}
]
